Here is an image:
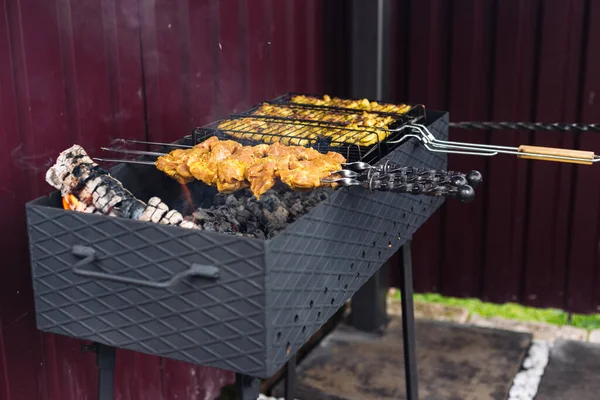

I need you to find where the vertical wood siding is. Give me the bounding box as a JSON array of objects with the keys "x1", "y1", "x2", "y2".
[{"x1": 388, "y1": 0, "x2": 600, "y2": 314}]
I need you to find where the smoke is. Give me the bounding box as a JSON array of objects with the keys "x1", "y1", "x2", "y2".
[{"x1": 11, "y1": 143, "x2": 56, "y2": 173}]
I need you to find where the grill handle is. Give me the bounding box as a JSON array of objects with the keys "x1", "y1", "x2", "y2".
[{"x1": 71, "y1": 245, "x2": 220, "y2": 288}]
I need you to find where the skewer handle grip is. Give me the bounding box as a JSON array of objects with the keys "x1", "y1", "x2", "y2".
[{"x1": 517, "y1": 145, "x2": 595, "y2": 165}]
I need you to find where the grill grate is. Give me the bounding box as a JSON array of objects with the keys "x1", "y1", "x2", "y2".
[
  {"x1": 194, "y1": 117, "x2": 379, "y2": 162},
  {"x1": 190, "y1": 94, "x2": 426, "y2": 164},
  {"x1": 269, "y1": 92, "x2": 425, "y2": 120}
]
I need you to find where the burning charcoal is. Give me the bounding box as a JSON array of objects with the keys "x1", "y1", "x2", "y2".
[
  {"x1": 264, "y1": 206, "x2": 289, "y2": 232},
  {"x1": 247, "y1": 202, "x2": 263, "y2": 219},
  {"x1": 225, "y1": 195, "x2": 238, "y2": 208},
  {"x1": 282, "y1": 191, "x2": 295, "y2": 204},
  {"x1": 202, "y1": 221, "x2": 217, "y2": 231},
  {"x1": 179, "y1": 220, "x2": 199, "y2": 230},
  {"x1": 261, "y1": 194, "x2": 282, "y2": 213},
  {"x1": 193, "y1": 209, "x2": 216, "y2": 223},
  {"x1": 288, "y1": 201, "x2": 304, "y2": 217},
  {"x1": 160, "y1": 209, "x2": 184, "y2": 225},
  {"x1": 245, "y1": 220, "x2": 261, "y2": 234},
  {"x1": 217, "y1": 222, "x2": 234, "y2": 233},
  {"x1": 213, "y1": 194, "x2": 227, "y2": 207},
  {"x1": 234, "y1": 210, "x2": 252, "y2": 226}
]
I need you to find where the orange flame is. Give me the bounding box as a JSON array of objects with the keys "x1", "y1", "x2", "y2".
[
  {"x1": 180, "y1": 184, "x2": 195, "y2": 214},
  {"x1": 62, "y1": 194, "x2": 80, "y2": 211}
]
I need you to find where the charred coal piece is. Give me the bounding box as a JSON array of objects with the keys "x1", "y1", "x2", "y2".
[
  {"x1": 191, "y1": 186, "x2": 331, "y2": 239},
  {"x1": 46, "y1": 145, "x2": 200, "y2": 229}
]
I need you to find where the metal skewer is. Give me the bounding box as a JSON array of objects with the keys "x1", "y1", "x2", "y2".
[
  {"x1": 93, "y1": 157, "x2": 155, "y2": 166},
  {"x1": 100, "y1": 147, "x2": 167, "y2": 157},
  {"x1": 387, "y1": 123, "x2": 600, "y2": 165},
  {"x1": 111, "y1": 138, "x2": 193, "y2": 149},
  {"x1": 449, "y1": 121, "x2": 600, "y2": 132}
]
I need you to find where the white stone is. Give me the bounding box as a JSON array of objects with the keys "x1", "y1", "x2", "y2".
[{"x1": 589, "y1": 330, "x2": 600, "y2": 343}]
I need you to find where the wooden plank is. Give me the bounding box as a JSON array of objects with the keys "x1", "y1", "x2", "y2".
[
  {"x1": 482, "y1": 0, "x2": 538, "y2": 304},
  {"x1": 186, "y1": 0, "x2": 219, "y2": 127},
  {"x1": 245, "y1": 0, "x2": 269, "y2": 105},
  {"x1": 389, "y1": 0, "x2": 410, "y2": 102},
  {"x1": 114, "y1": 351, "x2": 163, "y2": 399},
  {"x1": 441, "y1": 0, "x2": 494, "y2": 298},
  {"x1": 307, "y1": 0, "x2": 324, "y2": 94},
  {"x1": 216, "y1": 0, "x2": 247, "y2": 115},
  {"x1": 523, "y1": 0, "x2": 586, "y2": 308},
  {"x1": 139, "y1": 0, "x2": 192, "y2": 144},
  {"x1": 566, "y1": 0, "x2": 600, "y2": 313},
  {"x1": 268, "y1": 0, "x2": 290, "y2": 96},
  {"x1": 0, "y1": 320, "x2": 9, "y2": 400},
  {"x1": 406, "y1": 0, "x2": 452, "y2": 293},
  {"x1": 290, "y1": 0, "x2": 309, "y2": 93},
  {"x1": 162, "y1": 359, "x2": 235, "y2": 400},
  {"x1": 1, "y1": 1, "x2": 70, "y2": 398}
]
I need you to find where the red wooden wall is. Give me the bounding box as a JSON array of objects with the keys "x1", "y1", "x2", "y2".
[
  {"x1": 1, "y1": 0, "x2": 600, "y2": 399},
  {"x1": 389, "y1": 0, "x2": 600, "y2": 315},
  {"x1": 0, "y1": 0, "x2": 323, "y2": 398}
]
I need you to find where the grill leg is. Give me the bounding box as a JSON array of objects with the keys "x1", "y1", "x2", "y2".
[
  {"x1": 235, "y1": 373, "x2": 260, "y2": 400},
  {"x1": 400, "y1": 241, "x2": 419, "y2": 400},
  {"x1": 95, "y1": 343, "x2": 116, "y2": 400},
  {"x1": 284, "y1": 354, "x2": 297, "y2": 400}
]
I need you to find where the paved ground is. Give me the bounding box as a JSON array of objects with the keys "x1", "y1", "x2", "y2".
[
  {"x1": 535, "y1": 339, "x2": 600, "y2": 400},
  {"x1": 272, "y1": 317, "x2": 531, "y2": 400}
]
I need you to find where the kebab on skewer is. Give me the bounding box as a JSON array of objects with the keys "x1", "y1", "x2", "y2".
[{"x1": 153, "y1": 136, "x2": 346, "y2": 198}]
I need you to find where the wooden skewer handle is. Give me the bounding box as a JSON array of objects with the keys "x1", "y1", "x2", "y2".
[{"x1": 517, "y1": 145, "x2": 595, "y2": 165}]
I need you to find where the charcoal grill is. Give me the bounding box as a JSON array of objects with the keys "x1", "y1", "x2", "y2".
[{"x1": 25, "y1": 93, "x2": 452, "y2": 399}]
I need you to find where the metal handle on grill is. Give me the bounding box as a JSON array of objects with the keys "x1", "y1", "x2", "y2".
[{"x1": 71, "y1": 245, "x2": 220, "y2": 288}]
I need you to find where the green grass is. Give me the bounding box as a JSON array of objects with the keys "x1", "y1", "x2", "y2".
[{"x1": 390, "y1": 290, "x2": 600, "y2": 330}]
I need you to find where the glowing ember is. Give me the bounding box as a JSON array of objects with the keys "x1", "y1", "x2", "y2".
[
  {"x1": 180, "y1": 184, "x2": 195, "y2": 214},
  {"x1": 62, "y1": 194, "x2": 79, "y2": 210}
]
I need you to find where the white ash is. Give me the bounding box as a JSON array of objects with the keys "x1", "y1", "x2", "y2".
[
  {"x1": 191, "y1": 186, "x2": 331, "y2": 239},
  {"x1": 508, "y1": 340, "x2": 551, "y2": 400}
]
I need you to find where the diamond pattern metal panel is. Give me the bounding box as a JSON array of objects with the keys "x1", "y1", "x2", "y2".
[
  {"x1": 26, "y1": 207, "x2": 268, "y2": 376},
  {"x1": 263, "y1": 114, "x2": 448, "y2": 374},
  {"x1": 26, "y1": 111, "x2": 449, "y2": 378}
]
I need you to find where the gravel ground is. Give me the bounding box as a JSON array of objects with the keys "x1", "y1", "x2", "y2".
[{"x1": 508, "y1": 340, "x2": 552, "y2": 400}]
